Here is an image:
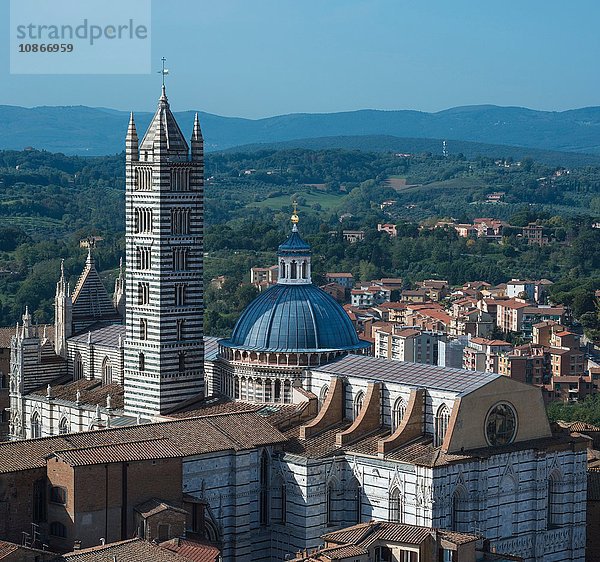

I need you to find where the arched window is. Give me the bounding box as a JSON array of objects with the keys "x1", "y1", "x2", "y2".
[
  {"x1": 392, "y1": 398, "x2": 407, "y2": 431},
  {"x1": 50, "y1": 521, "x2": 66, "y2": 538},
  {"x1": 326, "y1": 481, "x2": 337, "y2": 527},
  {"x1": 140, "y1": 318, "x2": 147, "y2": 341},
  {"x1": 31, "y1": 412, "x2": 41, "y2": 439},
  {"x1": 548, "y1": 472, "x2": 561, "y2": 529},
  {"x1": 348, "y1": 477, "x2": 361, "y2": 524},
  {"x1": 58, "y1": 417, "x2": 69, "y2": 435},
  {"x1": 451, "y1": 487, "x2": 469, "y2": 532},
  {"x1": 138, "y1": 352, "x2": 145, "y2": 372},
  {"x1": 32, "y1": 478, "x2": 47, "y2": 523},
  {"x1": 301, "y1": 260, "x2": 308, "y2": 279},
  {"x1": 389, "y1": 487, "x2": 402, "y2": 523},
  {"x1": 290, "y1": 260, "x2": 297, "y2": 279},
  {"x1": 73, "y1": 352, "x2": 83, "y2": 381},
  {"x1": 274, "y1": 380, "x2": 281, "y2": 403},
  {"x1": 435, "y1": 404, "x2": 451, "y2": 447},
  {"x1": 271, "y1": 477, "x2": 286, "y2": 524},
  {"x1": 353, "y1": 391, "x2": 365, "y2": 420},
  {"x1": 499, "y1": 474, "x2": 517, "y2": 538},
  {"x1": 280, "y1": 260, "x2": 286, "y2": 279},
  {"x1": 259, "y1": 450, "x2": 270, "y2": 526},
  {"x1": 319, "y1": 385, "x2": 329, "y2": 409},
  {"x1": 102, "y1": 357, "x2": 112, "y2": 385}
]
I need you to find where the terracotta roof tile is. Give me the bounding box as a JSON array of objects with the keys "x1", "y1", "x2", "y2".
[
  {"x1": 135, "y1": 498, "x2": 187, "y2": 518},
  {"x1": 0, "y1": 412, "x2": 286, "y2": 474},
  {"x1": 31, "y1": 379, "x2": 124, "y2": 411},
  {"x1": 160, "y1": 538, "x2": 220, "y2": 562},
  {"x1": 53, "y1": 438, "x2": 183, "y2": 467},
  {"x1": 63, "y1": 538, "x2": 190, "y2": 561},
  {"x1": 321, "y1": 544, "x2": 368, "y2": 558}
]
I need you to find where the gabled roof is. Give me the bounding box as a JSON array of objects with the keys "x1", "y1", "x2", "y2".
[
  {"x1": 71, "y1": 252, "x2": 119, "y2": 325},
  {"x1": 135, "y1": 498, "x2": 188, "y2": 518}
]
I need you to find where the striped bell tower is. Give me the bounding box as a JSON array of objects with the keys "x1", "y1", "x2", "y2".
[{"x1": 124, "y1": 85, "x2": 204, "y2": 416}]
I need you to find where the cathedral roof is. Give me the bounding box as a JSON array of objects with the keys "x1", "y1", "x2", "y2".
[
  {"x1": 220, "y1": 282, "x2": 370, "y2": 353},
  {"x1": 139, "y1": 85, "x2": 189, "y2": 157},
  {"x1": 71, "y1": 251, "x2": 121, "y2": 328},
  {"x1": 313, "y1": 354, "x2": 500, "y2": 396},
  {"x1": 31, "y1": 378, "x2": 124, "y2": 411}
]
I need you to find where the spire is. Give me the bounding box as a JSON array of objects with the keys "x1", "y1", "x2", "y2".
[
  {"x1": 126, "y1": 112, "x2": 139, "y2": 161},
  {"x1": 192, "y1": 113, "x2": 203, "y2": 141},
  {"x1": 56, "y1": 258, "x2": 67, "y2": 296},
  {"x1": 86, "y1": 247, "x2": 94, "y2": 268},
  {"x1": 191, "y1": 112, "x2": 204, "y2": 162},
  {"x1": 22, "y1": 307, "x2": 32, "y2": 338},
  {"x1": 139, "y1": 83, "x2": 189, "y2": 159},
  {"x1": 113, "y1": 256, "x2": 126, "y2": 317}
]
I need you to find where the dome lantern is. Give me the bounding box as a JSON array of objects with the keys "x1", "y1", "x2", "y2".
[{"x1": 277, "y1": 205, "x2": 311, "y2": 285}]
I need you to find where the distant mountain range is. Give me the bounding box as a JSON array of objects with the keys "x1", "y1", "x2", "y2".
[
  {"x1": 2, "y1": 103, "x2": 600, "y2": 160},
  {"x1": 224, "y1": 135, "x2": 600, "y2": 167}
]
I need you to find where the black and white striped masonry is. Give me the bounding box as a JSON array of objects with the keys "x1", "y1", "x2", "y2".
[{"x1": 124, "y1": 86, "x2": 205, "y2": 417}]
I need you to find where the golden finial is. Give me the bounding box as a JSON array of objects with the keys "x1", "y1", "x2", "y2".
[{"x1": 291, "y1": 201, "x2": 299, "y2": 224}]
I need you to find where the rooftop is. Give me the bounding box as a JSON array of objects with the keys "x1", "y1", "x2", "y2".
[
  {"x1": 68, "y1": 323, "x2": 125, "y2": 347},
  {"x1": 313, "y1": 354, "x2": 500, "y2": 396},
  {"x1": 62, "y1": 538, "x2": 192, "y2": 561},
  {"x1": 0, "y1": 411, "x2": 286, "y2": 475}
]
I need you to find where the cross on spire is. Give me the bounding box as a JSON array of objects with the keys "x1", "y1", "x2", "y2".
[{"x1": 159, "y1": 57, "x2": 169, "y2": 87}]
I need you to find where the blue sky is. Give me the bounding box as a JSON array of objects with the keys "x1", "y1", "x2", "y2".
[{"x1": 1, "y1": 0, "x2": 599, "y2": 117}]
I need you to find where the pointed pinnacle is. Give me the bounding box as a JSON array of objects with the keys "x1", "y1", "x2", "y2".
[
  {"x1": 192, "y1": 112, "x2": 203, "y2": 141},
  {"x1": 127, "y1": 112, "x2": 138, "y2": 138}
]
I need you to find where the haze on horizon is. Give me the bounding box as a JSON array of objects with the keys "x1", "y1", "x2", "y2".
[{"x1": 1, "y1": 0, "x2": 599, "y2": 119}]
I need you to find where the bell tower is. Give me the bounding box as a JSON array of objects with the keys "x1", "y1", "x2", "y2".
[{"x1": 123, "y1": 85, "x2": 205, "y2": 416}]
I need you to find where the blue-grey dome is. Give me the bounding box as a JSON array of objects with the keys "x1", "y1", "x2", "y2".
[
  {"x1": 278, "y1": 229, "x2": 311, "y2": 255},
  {"x1": 220, "y1": 283, "x2": 370, "y2": 353}
]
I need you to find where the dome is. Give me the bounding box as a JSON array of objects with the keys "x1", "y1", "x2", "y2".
[
  {"x1": 220, "y1": 283, "x2": 370, "y2": 353},
  {"x1": 278, "y1": 230, "x2": 311, "y2": 254}
]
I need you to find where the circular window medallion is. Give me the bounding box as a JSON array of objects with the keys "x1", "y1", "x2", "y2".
[{"x1": 485, "y1": 402, "x2": 517, "y2": 446}]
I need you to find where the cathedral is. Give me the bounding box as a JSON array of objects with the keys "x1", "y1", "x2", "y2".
[{"x1": 3, "y1": 86, "x2": 587, "y2": 562}]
